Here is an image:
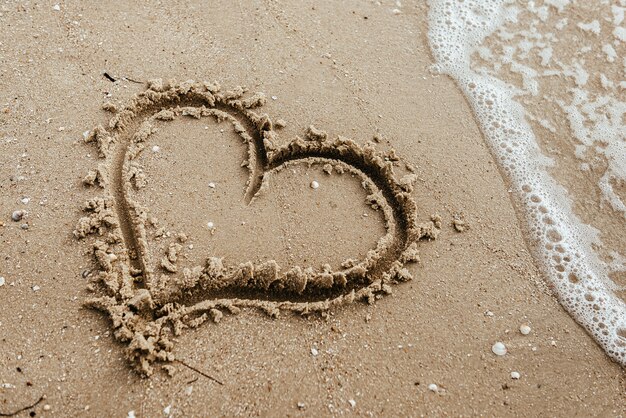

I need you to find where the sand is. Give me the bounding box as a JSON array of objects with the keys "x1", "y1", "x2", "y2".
[{"x1": 0, "y1": 1, "x2": 624, "y2": 416}]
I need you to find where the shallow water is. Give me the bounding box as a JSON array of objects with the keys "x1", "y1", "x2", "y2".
[{"x1": 427, "y1": 0, "x2": 626, "y2": 365}]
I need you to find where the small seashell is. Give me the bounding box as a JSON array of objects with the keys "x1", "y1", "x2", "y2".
[
  {"x1": 0, "y1": 277, "x2": 5, "y2": 287},
  {"x1": 207, "y1": 221, "x2": 214, "y2": 229},
  {"x1": 519, "y1": 324, "x2": 531, "y2": 335},
  {"x1": 510, "y1": 371, "x2": 521, "y2": 379},
  {"x1": 11, "y1": 210, "x2": 25, "y2": 222},
  {"x1": 492, "y1": 341, "x2": 507, "y2": 356},
  {"x1": 151, "y1": 145, "x2": 160, "y2": 153},
  {"x1": 310, "y1": 180, "x2": 319, "y2": 189},
  {"x1": 208, "y1": 182, "x2": 216, "y2": 188},
  {"x1": 428, "y1": 383, "x2": 438, "y2": 392},
  {"x1": 311, "y1": 347, "x2": 319, "y2": 356}
]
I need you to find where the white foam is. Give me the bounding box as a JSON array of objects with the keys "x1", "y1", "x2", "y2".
[
  {"x1": 577, "y1": 20, "x2": 601, "y2": 35},
  {"x1": 602, "y1": 44, "x2": 617, "y2": 62},
  {"x1": 427, "y1": 0, "x2": 626, "y2": 365}
]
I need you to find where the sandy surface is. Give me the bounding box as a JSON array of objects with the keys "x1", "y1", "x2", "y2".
[{"x1": 0, "y1": 1, "x2": 624, "y2": 417}]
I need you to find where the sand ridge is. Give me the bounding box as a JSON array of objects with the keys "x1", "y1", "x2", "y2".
[{"x1": 73, "y1": 80, "x2": 439, "y2": 375}]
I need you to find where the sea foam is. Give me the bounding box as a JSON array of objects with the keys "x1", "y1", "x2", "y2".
[{"x1": 427, "y1": 0, "x2": 626, "y2": 365}]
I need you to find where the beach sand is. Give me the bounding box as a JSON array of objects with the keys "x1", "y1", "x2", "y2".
[{"x1": 0, "y1": 1, "x2": 624, "y2": 416}]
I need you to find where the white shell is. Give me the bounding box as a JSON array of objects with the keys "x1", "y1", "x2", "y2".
[
  {"x1": 511, "y1": 371, "x2": 521, "y2": 379},
  {"x1": 492, "y1": 341, "x2": 507, "y2": 356},
  {"x1": 428, "y1": 383, "x2": 438, "y2": 392},
  {"x1": 310, "y1": 180, "x2": 319, "y2": 189},
  {"x1": 207, "y1": 221, "x2": 214, "y2": 229},
  {"x1": 520, "y1": 324, "x2": 531, "y2": 335},
  {"x1": 11, "y1": 210, "x2": 25, "y2": 222},
  {"x1": 0, "y1": 277, "x2": 5, "y2": 287},
  {"x1": 151, "y1": 145, "x2": 160, "y2": 153}
]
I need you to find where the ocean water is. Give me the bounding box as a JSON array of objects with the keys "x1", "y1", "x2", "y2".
[{"x1": 427, "y1": 0, "x2": 626, "y2": 365}]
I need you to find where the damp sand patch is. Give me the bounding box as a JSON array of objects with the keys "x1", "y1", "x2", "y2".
[{"x1": 75, "y1": 80, "x2": 439, "y2": 375}]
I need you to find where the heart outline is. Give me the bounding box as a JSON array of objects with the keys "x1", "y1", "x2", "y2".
[{"x1": 75, "y1": 80, "x2": 440, "y2": 375}]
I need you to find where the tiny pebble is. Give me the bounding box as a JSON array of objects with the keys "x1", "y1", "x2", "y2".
[
  {"x1": 11, "y1": 210, "x2": 25, "y2": 222},
  {"x1": 492, "y1": 341, "x2": 507, "y2": 356},
  {"x1": 21, "y1": 197, "x2": 30, "y2": 204},
  {"x1": 21, "y1": 223, "x2": 29, "y2": 230},
  {"x1": 52, "y1": 4, "x2": 60, "y2": 11},
  {"x1": 163, "y1": 405, "x2": 171, "y2": 414},
  {"x1": 0, "y1": 277, "x2": 5, "y2": 287},
  {"x1": 127, "y1": 411, "x2": 136, "y2": 418},
  {"x1": 310, "y1": 180, "x2": 319, "y2": 189},
  {"x1": 348, "y1": 399, "x2": 356, "y2": 408},
  {"x1": 485, "y1": 310, "x2": 494, "y2": 317},
  {"x1": 311, "y1": 347, "x2": 319, "y2": 356},
  {"x1": 207, "y1": 221, "x2": 214, "y2": 229},
  {"x1": 152, "y1": 145, "x2": 160, "y2": 153},
  {"x1": 43, "y1": 405, "x2": 51, "y2": 411},
  {"x1": 32, "y1": 285, "x2": 40, "y2": 292},
  {"x1": 519, "y1": 324, "x2": 531, "y2": 335},
  {"x1": 428, "y1": 383, "x2": 438, "y2": 392},
  {"x1": 271, "y1": 95, "x2": 278, "y2": 100},
  {"x1": 208, "y1": 182, "x2": 216, "y2": 188},
  {"x1": 297, "y1": 402, "x2": 306, "y2": 410},
  {"x1": 511, "y1": 371, "x2": 521, "y2": 379}
]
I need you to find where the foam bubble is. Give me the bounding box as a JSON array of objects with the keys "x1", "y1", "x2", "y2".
[{"x1": 427, "y1": 0, "x2": 626, "y2": 365}]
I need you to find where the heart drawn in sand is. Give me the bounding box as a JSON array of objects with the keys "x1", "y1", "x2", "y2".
[{"x1": 75, "y1": 80, "x2": 440, "y2": 375}]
